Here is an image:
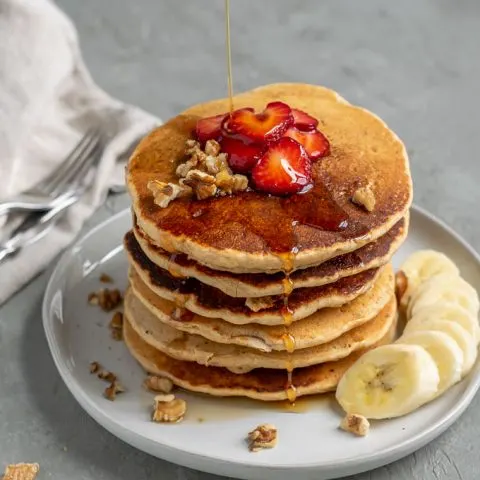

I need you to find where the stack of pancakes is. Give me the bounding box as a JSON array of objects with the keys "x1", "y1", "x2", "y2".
[{"x1": 123, "y1": 84, "x2": 413, "y2": 401}]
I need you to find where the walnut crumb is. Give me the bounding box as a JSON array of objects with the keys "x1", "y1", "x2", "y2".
[
  {"x1": 104, "y1": 381, "x2": 125, "y2": 401},
  {"x1": 395, "y1": 270, "x2": 408, "y2": 306},
  {"x1": 340, "y1": 413, "x2": 370, "y2": 437},
  {"x1": 148, "y1": 180, "x2": 192, "y2": 208},
  {"x1": 2, "y1": 463, "x2": 40, "y2": 480},
  {"x1": 89, "y1": 361, "x2": 101, "y2": 374},
  {"x1": 99, "y1": 273, "x2": 113, "y2": 283},
  {"x1": 352, "y1": 183, "x2": 376, "y2": 212},
  {"x1": 143, "y1": 375, "x2": 174, "y2": 393},
  {"x1": 245, "y1": 296, "x2": 276, "y2": 312},
  {"x1": 152, "y1": 394, "x2": 186, "y2": 423},
  {"x1": 215, "y1": 169, "x2": 248, "y2": 195},
  {"x1": 109, "y1": 311, "x2": 124, "y2": 340},
  {"x1": 88, "y1": 288, "x2": 122, "y2": 312},
  {"x1": 97, "y1": 370, "x2": 117, "y2": 383},
  {"x1": 247, "y1": 424, "x2": 277, "y2": 452}
]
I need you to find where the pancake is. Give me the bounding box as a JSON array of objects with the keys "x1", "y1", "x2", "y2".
[
  {"x1": 133, "y1": 215, "x2": 407, "y2": 298},
  {"x1": 127, "y1": 83, "x2": 412, "y2": 274},
  {"x1": 129, "y1": 263, "x2": 394, "y2": 352},
  {"x1": 124, "y1": 288, "x2": 396, "y2": 373},
  {"x1": 125, "y1": 231, "x2": 381, "y2": 325},
  {"x1": 123, "y1": 312, "x2": 397, "y2": 401}
]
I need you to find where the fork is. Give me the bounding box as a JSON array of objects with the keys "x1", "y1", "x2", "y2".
[
  {"x1": 0, "y1": 132, "x2": 104, "y2": 262},
  {"x1": 0, "y1": 129, "x2": 103, "y2": 216}
]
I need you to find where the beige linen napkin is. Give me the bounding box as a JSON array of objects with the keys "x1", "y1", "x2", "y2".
[{"x1": 0, "y1": 0, "x2": 159, "y2": 304}]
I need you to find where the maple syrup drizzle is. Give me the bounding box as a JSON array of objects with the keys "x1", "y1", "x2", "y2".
[
  {"x1": 280, "y1": 251, "x2": 297, "y2": 404},
  {"x1": 225, "y1": 0, "x2": 234, "y2": 114},
  {"x1": 167, "y1": 253, "x2": 185, "y2": 279}
]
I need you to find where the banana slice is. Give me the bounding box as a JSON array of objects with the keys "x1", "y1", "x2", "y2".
[
  {"x1": 400, "y1": 250, "x2": 459, "y2": 306},
  {"x1": 404, "y1": 318, "x2": 477, "y2": 376},
  {"x1": 336, "y1": 344, "x2": 439, "y2": 419},
  {"x1": 408, "y1": 273, "x2": 479, "y2": 319},
  {"x1": 396, "y1": 331, "x2": 463, "y2": 394},
  {"x1": 410, "y1": 304, "x2": 480, "y2": 344}
]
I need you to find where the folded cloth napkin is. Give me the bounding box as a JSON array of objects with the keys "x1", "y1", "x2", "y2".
[{"x1": 0, "y1": 0, "x2": 159, "y2": 304}]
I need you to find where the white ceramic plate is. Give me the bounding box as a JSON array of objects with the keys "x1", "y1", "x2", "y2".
[{"x1": 43, "y1": 205, "x2": 480, "y2": 480}]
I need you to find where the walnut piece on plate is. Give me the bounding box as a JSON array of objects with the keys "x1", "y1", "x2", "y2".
[
  {"x1": 104, "y1": 380, "x2": 125, "y2": 401},
  {"x1": 152, "y1": 394, "x2": 186, "y2": 423},
  {"x1": 340, "y1": 413, "x2": 370, "y2": 437},
  {"x1": 88, "y1": 288, "x2": 122, "y2": 312},
  {"x1": 247, "y1": 424, "x2": 278, "y2": 452},
  {"x1": 3, "y1": 463, "x2": 40, "y2": 480}
]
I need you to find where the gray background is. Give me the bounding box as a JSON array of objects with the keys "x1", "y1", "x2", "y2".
[{"x1": 1, "y1": 0, "x2": 480, "y2": 479}]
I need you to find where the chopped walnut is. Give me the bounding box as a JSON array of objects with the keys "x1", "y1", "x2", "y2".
[
  {"x1": 152, "y1": 394, "x2": 187, "y2": 423},
  {"x1": 245, "y1": 296, "x2": 276, "y2": 312},
  {"x1": 181, "y1": 169, "x2": 218, "y2": 200},
  {"x1": 148, "y1": 180, "x2": 192, "y2": 208},
  {"x1": 247, "y1": 424, "x2": 278, "y2": 452},
  {"x1": 352, "y1": 183, "x2": 376, "y2": 212},
  {"x1": 104, "y1": 380, "x2": 125, "y2": 401},
  {"x1": 97, "y1": 370, "x2": 117, "y2": 383},
  {"x1": 88, "y1": 288, "x2": 122, "y2": 311},
  {"x1": 3, "y1": 463, "x2": 40, "y2": 480},
  {"x1": 143, "y1": 375, "x2": 174, "y2": 393},
  {"x1": 395, "y1": 270, "x2": 408, "y2": 305},
  {"x1": 340, "y1": 413, "x2": 370, "y2": 437},
  {"x1": 109, "y1": 311, "x2": 124, "y2": 341},
  {"x1": 89, "y1": 361, "x2": 101, "y2": 374},
  {"x1": 99, "y1": 273, "x2": 113, "y2": 283},
  {"x1": 215, "y1": 169, "x2": 248, "y2": 195},
  {"x1": 149, "y1": 139, "x2": 250, "y2": 207},
  {"x1": 204, "y1": 139, "x2": 221, "y2": 156}
]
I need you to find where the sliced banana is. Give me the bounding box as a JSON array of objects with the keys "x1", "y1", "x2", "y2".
[
  {"x1": 336, "y1": 344, "x2": 439, "y2": 419},
  {"x1": 396, "y1": 331, "x2": 463, "y2": 394},
  {"x1": 410, "y1": 304, "x2": 480, "y2": 344},
  {"x1": 408, "y1": 273, "x2": 480, "y2": 319},
  {"x1": 404, "y1": 318, "x2": 477, "y2": 376},
  {"x1": 400, "y1": 250, "x2": 459, "y2": 306}
]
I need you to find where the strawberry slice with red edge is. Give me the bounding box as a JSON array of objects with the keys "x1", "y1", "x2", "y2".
[
  {"x1": 224, "y1": 102, "x2": 293, "y2": 143},
  {"x1": 251, "y1": 137, "x2": 312, "y2": 195},
  {"x1": 283, "y1": 126, "x2": 330, "y2": 160},
  {"x1": 195, "y1": 113, "x2": 227, "y2": 143},
  {"x1": 291, "y1": 108, "x2": 319, "y2": 130},
  {"x1": 220, "y1": 134, "x2": 265, "y2": 174}
]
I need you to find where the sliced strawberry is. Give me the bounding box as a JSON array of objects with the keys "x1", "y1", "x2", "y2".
[
  {"x1": 283, "y1": 126, "x2": 330, "y2": 160},
  {"x1": 195, "y1": 113, "x2": 227, "y2": 143},
  {"x1": 220, "y1": 134, "x2": 265, "y2": 174},
  {"x1": 291, "y1": 108, "x2": 318, "y2": 130},
  {"x1": 251, "y1": 137, "x2": 312, "y2": 195},
  {"x1": 224, "y1": 102, "x2": 293, "y2": 143}
]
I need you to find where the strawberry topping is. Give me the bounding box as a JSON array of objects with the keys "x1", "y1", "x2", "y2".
[
  {"x1": 195, "y1": 113, "x2": 227, "y2": 143},
  {"x1": 251, "y1": 137, "x2": 312, "y2": 195},
  {"x1": 291, "y1": 108, "x2": 319, "y2": 130},
  {"x1": 283, "y1": 126, "x2": 330, "y2": 160},
  {"x1": 219, "y1": 135, "x2": 265, "y2": 174},
  {"x1": 224, "y1": 102, "x2": 293, "y2": 143}
]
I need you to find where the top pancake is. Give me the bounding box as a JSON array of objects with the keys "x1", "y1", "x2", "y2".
[{"x1": 127, "y1": 83, "x2": 412, "y2": 273}]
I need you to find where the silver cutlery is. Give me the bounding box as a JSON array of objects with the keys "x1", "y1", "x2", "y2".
[
  {"x1": 0, "y1": 128, "x2": 103, "y2": 216},
  {"x1": 0, "y1": 130, "x2": 104, "y2": 262}
]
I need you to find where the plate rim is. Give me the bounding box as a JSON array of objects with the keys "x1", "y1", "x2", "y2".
[{"x1": 42, "y1": 204, "x2": 480, "y2": 477}]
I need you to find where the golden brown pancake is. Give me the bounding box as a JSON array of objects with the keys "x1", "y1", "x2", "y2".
[
  {"x1": 124, "y1": 289, "x2": 396, "y2": 373},
  {"x1": 123, "y1": 312, "x2": 398, "y2": 401},
  {"x1": 127, "y1": 83, "x2": 412, "y2": 274},
  {"x1": 133, "y1": 215, "x2": 407, "y2": 298},
  {"x1": 129, "y1": 263, "x2": 394, "y2": 352},
  {"x1": 125, "y1": 231, "x2": 381, "y2": 325}
]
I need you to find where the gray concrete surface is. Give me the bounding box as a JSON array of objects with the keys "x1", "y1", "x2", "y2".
[{"x1": 1, "y1": 0, "x2": 480, "y2": 478}]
